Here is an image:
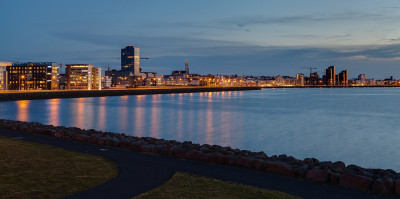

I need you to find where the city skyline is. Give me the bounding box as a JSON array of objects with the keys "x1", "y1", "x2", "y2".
[{"x1": 1, "y1": 1, "x2": 400, "y2": 79}]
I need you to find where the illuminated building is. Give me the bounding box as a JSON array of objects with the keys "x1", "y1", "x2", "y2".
[
  {"x1": 6, "y1": 62, "x2": 59, "y2": 90},
  {"x1": 296, "y1": 73, "x2": 305, "y2": 86},
  {"x1": 325, "y1": 66, "x2": 336, "y2": 85},
  {"x1": 338, "y1": 70, "x2": 348, "y2": 86},
  {"x1": 121, "y1": 46, "x2": 140, "y2": 75},
  {"x1": 65, "y1": 64, "x2": 94, "y2": 90},
  {"x1": 92, "y1": 67, "x2": 102, "y2": 90},
  {"x1": 0, "y1": 61, "x2": 12, "y2": 90}
]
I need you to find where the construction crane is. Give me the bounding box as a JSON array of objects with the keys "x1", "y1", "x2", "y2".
[
  {"x1": 299, "y1": 67, "x2": 317, "y2": 77},
  {"x1": 103, "y1": 65, "x2": 112, "y2": 71}
]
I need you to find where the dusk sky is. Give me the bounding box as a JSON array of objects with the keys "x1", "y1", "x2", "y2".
[{"x1": 1, "y1": 0, "x2": 400, "y2": 79}]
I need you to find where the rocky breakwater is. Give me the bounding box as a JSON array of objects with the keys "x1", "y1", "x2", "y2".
[{"x1": 1, "y1": 119, "x2": 400, "y2": 196}]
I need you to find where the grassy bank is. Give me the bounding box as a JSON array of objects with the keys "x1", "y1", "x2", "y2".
[
  {"x1": 134, "y1": 172, "x2": 301, "y2": 199},
  {"x1": 0, "y1": 136, "x2": 118, "y2": 199}
]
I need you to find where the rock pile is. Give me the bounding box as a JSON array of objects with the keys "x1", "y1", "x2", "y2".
[{"x1": 0, "y1": 119, "x2": 399, "y2": 195}]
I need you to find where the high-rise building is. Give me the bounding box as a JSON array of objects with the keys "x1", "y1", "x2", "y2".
[
  {"x1": 325, "y1": 66, "x2": 336, "y2": 85},
  {"x1": 65, "y1": 64, "x2": 93, "y2": 90},
  {"x1": 92, "y1": 67, "x2": 102, "y2": 90},
  {"x1": 6, "y1": 62, "x2": 58, "y2": 90},
  {"x1": 338, "y1": 70, "x2": 348, "y2": 86},
  {"x1": 185, "y1": 59, "x2": 189, "y2": 74},
  {"x1": 121, "y1": 46, "x2": 140, "y2": 75},
  {"x1": 0, "y1": 61, "x2": 12, "y2": 90}
]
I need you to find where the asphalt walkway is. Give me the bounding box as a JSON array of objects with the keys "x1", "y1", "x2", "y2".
[{"x1": 0, "y1": 129, "x2": 397, "y2": 199}]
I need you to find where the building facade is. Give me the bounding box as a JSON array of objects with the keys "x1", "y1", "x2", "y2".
[
  {"x1": 121, "y1": 46, "x2": 140, "y2": 75},
  {"x1": 338, "y1": 70, "x2": 348, "y2": 86},
  {"x1": 92, "y1": 67, "x2": 102, "y2": 90},
  {"x1": 65, "y1": 64, "x2": 93, "y2": 90},
  {"x1": 0, "y1": 61, "x2": 12, "y2": 90},
  {"x1": 6, "y1": 62, "x2": 58, "y2": 90},
  {"x1": 325, "y1": 66, "x2": 336, "y2": 85}
]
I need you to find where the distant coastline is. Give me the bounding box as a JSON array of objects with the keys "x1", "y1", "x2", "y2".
[{"x1": 0, "y1": 86, "x2": 260, "y2": 101}]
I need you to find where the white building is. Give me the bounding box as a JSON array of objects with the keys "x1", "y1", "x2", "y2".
[{"x1": 0, "y1": 61, "x2": 12, "y2": 90}]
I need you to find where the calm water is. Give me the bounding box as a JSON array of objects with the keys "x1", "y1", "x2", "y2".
[{"x1": 1, "y1": 88, "x2": 400, "y2": 171}]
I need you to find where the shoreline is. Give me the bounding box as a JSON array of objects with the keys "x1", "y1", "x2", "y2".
[
  {"x1": 0, "y1": 86, "x2": 260, "y2": 101},
  {"x1": 0, "y1": 119, "x2": 399, "y2": 195}
]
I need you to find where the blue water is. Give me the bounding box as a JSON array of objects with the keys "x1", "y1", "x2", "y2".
[{"x1": 1, "y1": 88, "x2": 400, "y2": 171}]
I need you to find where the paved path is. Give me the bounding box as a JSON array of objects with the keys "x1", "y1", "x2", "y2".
[{"x1": 0, "y1": 129, "x2": 397, "y2": 199}]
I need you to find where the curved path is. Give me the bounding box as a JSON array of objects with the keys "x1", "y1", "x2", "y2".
[{"x1": 0, "y1": 129, "x2": 397, "y2": 199}]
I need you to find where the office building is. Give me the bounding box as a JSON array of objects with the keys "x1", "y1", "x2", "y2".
[
  {"x1": 338, "y1": 70, "x2": 348, "y2": 86},
  {"x1": 121, "y1": 46, "x2": 140, "y2": 75},
  {"x1": 0, "y1": 61, "x2": 12, "y2": 90},
  {"x1": 6, "y1": 62, "x2": 58, "y2": 90},
  {"x1": 65, "y1": 64, "x2": 93, "y2": 90},
  {"x1": 325, "y1": 66, "x2": 336, "y2": 85},
  {"x1": 92, "y1": 67, "x2": 102, "y2": 90},
  {"x1": 296, "y1": 73, "x2": 305, "y2": 86}
]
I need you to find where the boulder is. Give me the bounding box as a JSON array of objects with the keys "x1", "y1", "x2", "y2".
[
  {"x1": 263, "y1": 161, "x2": 295, "y2": 176},
  {"x1": 372, "y1": 179, "x2": 391, "y2": 194},
  {"x1": 394, "y1": 180, "x2": 400, "y2": 195},
  {"x1": 339, "y1": 174, "x2": 373, "y2": 191},
  {"x1": 306, "y1": 169, "x2": 331, "y2": 183},
  {"x1": 235, "y1": 157, "x2": 255, "y2": 169}
]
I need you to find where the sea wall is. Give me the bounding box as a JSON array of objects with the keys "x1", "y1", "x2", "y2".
[
  {"x1": 0, "y1": 87, "x2": 261, "y2": 101},
  {"x1": 0, "y1": 119, "x2": 399, "y2": 195}
]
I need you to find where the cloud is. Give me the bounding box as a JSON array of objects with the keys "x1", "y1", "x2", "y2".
[{"x1": 326, "y1": 34, "x2": 351, "y2": 39}]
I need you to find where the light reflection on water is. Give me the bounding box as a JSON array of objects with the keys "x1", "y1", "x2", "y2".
[{"x1": 2, "y1": 88, "x2": 400, "y2": 171}]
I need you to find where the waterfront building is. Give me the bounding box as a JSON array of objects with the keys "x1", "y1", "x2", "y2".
[
  {"x1": 325, "y1": 66, "x2": 336, "y2": 85},
  {"x1": 101, "y1": 76, "x2": 112, "y2": 88},
  {"x1": 6, "y1": 62, "x2": 59, "y2": 90},
  {"x1": 338, "y1": 70, "x2": 348, "y2": 86},
  {"x1": 0, "y1": 61, "x2": 12, "y2": 90},
  {"x1": 307, "y1": 72, "x2": 320, "y2": 85},
  {"x1": 92, "y1": 67, "x2": 102, "y2": 90},
  {"x1": 121, "y1": 46, "x2": 140, "y2": 75},
  {"x1": 296, "y1": 73, "x2": 305, "y2": 86},
  {"x1": 65, "y1": 64, "x2": 95, "y2": 90}
]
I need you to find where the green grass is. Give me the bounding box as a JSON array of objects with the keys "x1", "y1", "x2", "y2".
[
  {"x1": 0, "y1": 136, "x2": 118, "y2": 199},
  {"x1": 134, "y1": 172, "x2": 301, "y2": 199}
]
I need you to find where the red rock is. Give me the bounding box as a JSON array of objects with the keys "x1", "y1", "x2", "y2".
[
  {"x1": 97, "y1": 137, "x2": 106, "y2": 145},
  {"x1": 394, "y1": 180, "x2": 400, "y2": 195},
  {"x1": 174, "y1": 148, "x2": 186, "y2": 158},
  {"x1": 330, "y1": 173, "x2": 340, "y2": 185},
  {"x1": 217, "y1": 155, "x2": 234, "y2": 165},
  {"x1": 87, "y1": 136, "x2": 98, "y2": 144},
  {"x1": 184, "y1": 150, "x2": 200, "y2": 160},
  {"x1": 306, "y1": 169, "x2": 331, "y2": 183},
  {"x1": 254, "y1": 159, "x2": 265, "y2": 170},
  {"x1": 53, "y1": 132, "x2": 64, "y2": 138},
  {"x1": 138, "y1": 145, "x2": 153, "y2": 153},
  {"x1": 236, "y1": 157, "x2": 254, "y2": 168},
  {"x1": 72, "y1": 134, "x2": 87, "y2": 142},
  {"x1": 339, "y1": 174, "x2": 373, "y2": 191},
  {"x1": 263, "y1": 161, "x2": 295, "y2": 176},
  {"x1": 372, "y1": 179, "x2": 391, "y2": 194}
]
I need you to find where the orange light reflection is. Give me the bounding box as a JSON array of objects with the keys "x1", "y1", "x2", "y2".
[
  {"x1": 48, "y1": 99, "x2": 60, "y2": 126},
  {"x1": 16, "y1": 100, "x2": 30, "y2": 121}
]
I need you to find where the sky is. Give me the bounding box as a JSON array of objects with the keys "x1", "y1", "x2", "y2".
[{"x1": 1, "y1": 0, "x2": 400, "y2": 79}]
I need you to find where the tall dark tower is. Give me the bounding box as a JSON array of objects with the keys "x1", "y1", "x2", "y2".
[
  {"x1": 185, "y1": 59, "x2": 189, "y2": 74},
  {"x1": 325, "y1": 66, "x2": 336, "y2": 85},
  {"x1": 121, "y1": 46, "x2": 140, "y2": 75}
]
